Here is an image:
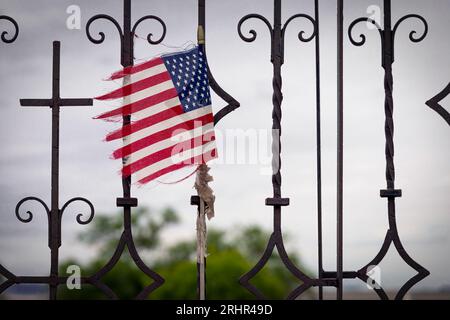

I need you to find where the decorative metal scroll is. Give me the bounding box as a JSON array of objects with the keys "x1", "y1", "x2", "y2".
[
  {"x1": 236, "y1": 0, "x2": 337, "y2": 300},
  {"x1": 85, "y1": 0, "x2": 165, "y2": 299},
  {"x1": 0, "y1": 41, "x2": 95, "y2": 300},
  {"x1": 322, "y1": 0, "x2": 431, "y2": 300},
  {"x1": 0, "y1": 14, "x2": 19, "y2": 44}
]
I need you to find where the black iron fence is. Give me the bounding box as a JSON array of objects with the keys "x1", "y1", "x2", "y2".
[{"x1": 0, "y1": 0, "x2": 448, "y2": 300}]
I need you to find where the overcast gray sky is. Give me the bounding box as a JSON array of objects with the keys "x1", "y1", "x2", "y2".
[{"x1": 0, "y1": 0, "x2": 449, "y2": 298}]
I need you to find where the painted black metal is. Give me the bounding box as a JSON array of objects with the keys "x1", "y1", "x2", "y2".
[
  {"x1": 326, "y1": 0, "x2": 431, "y2": 300},
  {"x1": 0, "y1": 41, "x2": 94, "y2": 300},
  {"x1": 336, "y1": 0, "x2": 344, "y2": 301},
  {"x1": 85, "y1": 0, "x2": 165, "y2": 299},
  {"x1": 197, "y1": 0, "x2": 240, "y2": 125},
  {"x1": 0, "y1": 15, "x2": 18, "y2": 43},
  {"x1": 0, "y1": 0, "x2": 445, "y2": 301},
  {"x1": 314, "y1": 0, "x2": 324, "y2": 301},
  {"x1": 426, "y1": 83, "x2": 450, "y2": 126},
  {"x1": 190, "y1": 0, "x2": 241, "y2": 300},
  {"x1": 237, "y1": 0, "x2": 337, "y2": 300}
]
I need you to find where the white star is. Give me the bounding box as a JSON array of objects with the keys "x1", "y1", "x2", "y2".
[
  {"x1": 177, "y1": 81, "x2": 181, "y2": 86},
  {"x1": 180, "y1": 57, "x2": 184, "y2": 61},
  {"x1": 187, "y1": 97, "x2": 191, "y2": 102},
  {"x1": 184, "y1": 79, "x2": 188, "y2": 84}
]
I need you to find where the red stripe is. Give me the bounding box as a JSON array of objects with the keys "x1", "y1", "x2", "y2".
[
  {"x1": 108, "y1": 57, "x2": 164, "y2": 81},
  {"x1": 96, "y1": 71, "x2": 171, "y2": 101},
  {"x1": 136, "y1": 149, "x2": 217, "y2": 185},
  {"x1": 112, "y1": 113, "x2": 214, "y2": 159},
  {"x1": 105, "y1": 105, "x2": 183, "y2": 141},
  {"x1": 95, "y1": 88, "x2": 178, "y2": 120},
  {"x1": 122, "y1": 134, "x2": 216, "y2": 177}
]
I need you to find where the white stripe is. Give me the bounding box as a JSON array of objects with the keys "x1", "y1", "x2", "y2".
[
  {"x1": 125, "y1": 123, "x2": 215, "y2": 165},
  {"x1": 124, "y1": 105, "x2": 213, "y2": 145},
  {"x1": 111, "y1": 79, "x2": 174, "y2": 105},
  {"x1": 134, "y1": 140, "x2": 217, "y2": 182},
  {"x1": 132, "y1": 97, "x2": 180, "y2": 121},
  {"x1": 128, "y1": 63, "x2": 166, "y2": 84}
]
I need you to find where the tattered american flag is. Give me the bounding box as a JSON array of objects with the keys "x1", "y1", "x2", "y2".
[{"x1": 95, "y1": 46, "x2": 217, "y2": 185}]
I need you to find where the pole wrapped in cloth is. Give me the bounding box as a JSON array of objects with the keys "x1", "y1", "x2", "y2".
[{"x1": 194, "y1": 163, "x2": 215, "y2": 300}]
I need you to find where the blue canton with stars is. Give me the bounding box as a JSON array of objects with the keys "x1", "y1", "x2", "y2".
[{"x1": 162, "y1": 46, "x2": 211, "y2": 113}]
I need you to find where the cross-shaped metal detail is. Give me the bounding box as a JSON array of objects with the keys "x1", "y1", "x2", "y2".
[{"x1": 15, "y1": 41, "x2": 93, "y2": 300}]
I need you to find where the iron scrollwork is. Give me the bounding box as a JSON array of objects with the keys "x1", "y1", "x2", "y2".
[
  {"x1": 60, "y1": 197, "x2": 95, "y2": 225},
  {"x1": 86, "y1": 3, "x2": 166, "y2": 67},
  {"x1": 84, "y1": 0, "x2": 165, "y2": 299},
  {"x1": 237, "y1": 0, "x2": 328, "y2": 300},
  {"x1": 131, "y1": 15, "x2": 166, "y2": 45},
  {"x1": 15, "y1": 196, "x2": 50, "y2": 224},
  {"x1": 346, "y1": 0, "x2": 430, "y2": 300},
  {"x1": 0, "y1": 15, "x2": 19, "y2": 44}
]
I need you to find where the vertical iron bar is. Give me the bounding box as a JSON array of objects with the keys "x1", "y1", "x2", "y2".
[
  {"x1": 122, "y1": 0, "x2": 133, "y2": 242},
  {"x1": 122, "y1": 0, "x2": 132, "y2": 68},
  {"x1": 17, "y1": 41, "x2": 93, "y2": 300},
  {"x1": 314, "y1": 0, "x2": 324, "y2": 300},
  {"x1": 336, "y1": 0, "x2": 344, "y2": 300},
  {"x1": 198, "y1": 0, "x2": 205, "y2": 29},
  {"x1": 272, "y1": 0, "x2": 283, "y2": 236},
  {"x1": 197, "y1": 0, "x2": 207, "y2": 300},
  {"x1": 49, "y1": 41, "x2": 60, "y2": 300},
  {"x1": 382, "y1": 0, "x2": 395, "y2": 190}
]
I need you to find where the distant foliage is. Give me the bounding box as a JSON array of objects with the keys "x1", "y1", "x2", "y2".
[{"x1": 59, "y1": 207, "x2": 312, "y2": 299}]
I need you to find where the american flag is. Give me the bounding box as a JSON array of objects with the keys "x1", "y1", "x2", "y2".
[{"x1": 95, "y1": 46, "x2": 217, "y2": 185}]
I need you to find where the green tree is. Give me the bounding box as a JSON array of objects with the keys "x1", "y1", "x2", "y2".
[{"x1": 59, "y1": 207, "x2": 312, "y2": 299}]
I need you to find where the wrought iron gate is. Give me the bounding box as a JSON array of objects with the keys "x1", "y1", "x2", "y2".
[{"x1": 0, "y1": 0, "x2": 449, "y2": 300}]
